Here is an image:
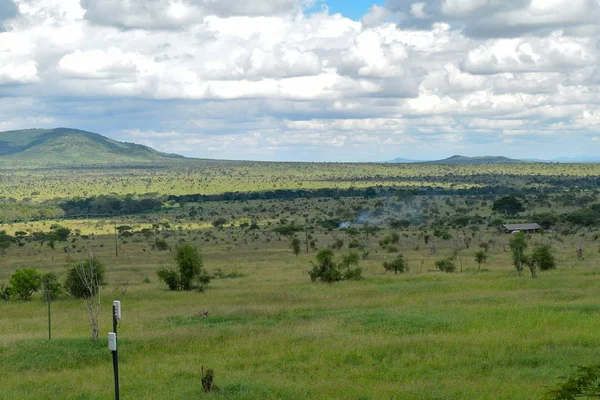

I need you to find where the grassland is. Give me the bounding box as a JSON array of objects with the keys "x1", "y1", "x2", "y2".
[{"x1": 2, "y1": 161, "x2": 600, "y2": 399}]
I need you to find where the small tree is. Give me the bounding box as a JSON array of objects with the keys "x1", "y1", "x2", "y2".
[
  {"x1": 340, "y1": 251, "x2": 362, "y2": 280},
  {"x1": 547, "y1": 364, "x2": 600, "y2": 399},
  {"x1": 41, "y1": 272, "x2": 62, "y2": 300},
  {"x1": 175, "y1": 243, "x2": 209, "y2": 291},
  {"x1": 290, "y1": 237, "x2": 301, "y2": 257},
  {"x1": 492, "y1": 195, "x2": 525, "y2": 217},
  {"x1": 509, "y1": 232, "x2": 528, "y2": 274},
  {"x1": 383, "y1": 254, "x2": 407, "y2": 274},
  {"x1": 65, "y1": 258, "x2": 105, "y2": 341},
  {"x1": 474, "y1": 250, "x2": 487, "y2": 272},
  {"x1": 0, "y1": 284, "x2": 11, "y2": 301},
  {"x1": 9, "y1": 268, "x2": 42, "y2": 300},
  {"x1": 308, "y1": 249, "x2": 342, "y2": 283},
  {"x1": 532, "y1": 244, "x2": 556, "y2": 271},
  {"x1": 436, "y1": 258, "x2": 456, "y2": 273}
]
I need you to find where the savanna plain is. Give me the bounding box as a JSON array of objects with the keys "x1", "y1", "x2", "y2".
[{"x1": 2, "y1": 160, "x2": 600, "y2": 399}]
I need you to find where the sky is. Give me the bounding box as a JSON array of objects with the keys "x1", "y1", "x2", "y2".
[{"x1": 1, "y1": 0, "x2": 600, "y2": 162}]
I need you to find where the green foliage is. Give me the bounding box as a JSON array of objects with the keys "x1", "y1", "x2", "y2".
[
  {"x1": 341, "y1": 252, "x2": 362, "y2": 280},
  {"x1": 64, "y1": 258, "x2": 105, "y2": 299},
  {"x1": 290, "y1": 237, "x2": 301, "y2": 257},
  {"x1": 157, "y1": 267, "x2": 180, "y2": 291},
  {"x1": 0, "y1": 284, "x2": 12, "y2": 301},
  {"x1": 9, "y1": 268, "x2": 42, "y2": 300},
  {"x1": 153, "y1": 238, "x2": 169, "y2": 251},
  {"x1": 41, "y1": 272, "x2": 62, "y2": 300},
  {"x1": 383, "y1": 254, "x2": 407, "y2": 274},
  {"x1": 532, "y1": 244, "x2": 557, "y2": 271},
  {"x1": 509, "y1": 232, "x2": 528, "y2": 271},
  {"x1": 492, "y1": 195, "x2": 524, "y2": 217},
  {"x1": 547, "y1": 364, "x2": 600, "y2": 400},
  {"x1": 212, "y1": 217, "x2": 228, "y2": 228},
  {"x1": 174, "y1": 243, "x2": 210, "y2": 291},
  {"x1": 273, "y1": 224, "x2": 304, "y2": 238},
  {"x1": 474, "y1": 250, "x2": 487, "y2": 271},
  {"x1": 436, "y1": 258, "x2": 456, "y2": 273},
  {"x1": 308, "y1": 249, "x2": 342, "y2": 283},
  {"x1": 0, "y1": 231, "x2": 14, "y2": 253}
]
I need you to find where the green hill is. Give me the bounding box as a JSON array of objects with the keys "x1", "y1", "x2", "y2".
[
  {"x1": 421, "y1": 155, "x2": 526, "y2": 164},
  {"x1": 0, "y1": 128, "x2": 186, "y2": 166}
]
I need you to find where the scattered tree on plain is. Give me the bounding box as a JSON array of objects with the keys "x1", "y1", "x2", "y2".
[
  {"x1": 9, "y1": 268, "x2": 42, "y2": 300},
  {"x1": 383, "y1": 254, "x2": 408, "y2": 274}
]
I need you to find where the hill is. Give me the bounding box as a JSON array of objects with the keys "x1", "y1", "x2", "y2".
[
  {"x1": 0, "y1": 128, "x2": 186, "y2": 166},
  {"x1": 420, "y1": 155, "x2": 526, "y2": 164},
  {"x1": 387, "y1": 157, "x2": 423, "y2": 163}
]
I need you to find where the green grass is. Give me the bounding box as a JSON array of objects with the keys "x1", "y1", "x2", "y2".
[{"x1": 1, "y1": 226, "x2": 600, "y2": 399}]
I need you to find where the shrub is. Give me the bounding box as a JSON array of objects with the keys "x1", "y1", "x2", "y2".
[
  {"x1": 157, "y1": 267, "x2": 180, "y2": 290},
  {"x1": 9, "y1": 268, "x2": 42, "y2": 300},
  {"x1": 308, "y1": 249, "x2": 342, "y2": 283},
  {"x1": 153, "y1": 238, "x2": 169, "y2": 251},
  {"x1": 41, "y1": 272, "x2": 62, "y2": 300},
  {"x1": 64, "y1": 258, "x2": 105, "y2": 298},
  {"x1": 384, "y1": 254, "x2": 407, "y2": 274},
  {"x1": 436, "y1": 258, "x2": 456, "y2": 273},
  {"x1": 532, "y1": 244, "x2": 557, "y2": 271},
  {"x1": 0, "y1": 284, "x2": 12, "y2": 301}
]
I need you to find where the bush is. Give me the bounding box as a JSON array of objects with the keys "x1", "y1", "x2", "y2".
[
  {"x1": 384, "y1": 254, "x2": 407, "y2": 274},
  {"x1": 308, "y1": 249, "x2": 342, "y2": 283},
  {"x1": 158, "y1": 244, "x2": 210, "y2": 291},
  {"x1": 64, "y1": 258, "x2": 105, "y2": 298},
  {"x1": 0, "y1": 284, "x2": 12, "y2": 301},
  {"x1": 9, "y1": 268, "x2": 42, "y2": 300},
  {"x1": 154, "y1": 238, "x2": 169, "y2": 251},
  {"x1": 436, "y1": 258, "x2": 456, "y2": 273},
  {"x1": 41, "y1": 272, "x2": 62, "y2": 300},
  {"x1": 157, "y1": 267, "x2": 180, "y2": 290},
  {"x1": 532, "y1": 244, "x2": 557, "y2": 271}
]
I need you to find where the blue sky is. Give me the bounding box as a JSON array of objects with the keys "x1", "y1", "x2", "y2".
[
  {"x1": 1, "y1": 0, "x2": 600, "y2": 162},
  {"x1": 317, "y1": 0, "x2": 383, "y2": 20}
]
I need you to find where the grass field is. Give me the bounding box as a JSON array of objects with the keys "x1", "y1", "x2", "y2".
[{"x1": 2, "y1": 221, "x2": 600, "y2": 399}]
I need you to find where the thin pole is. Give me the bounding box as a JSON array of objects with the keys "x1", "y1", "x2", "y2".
[
  {"x1": 114, "y1": 222, "x2": 119, "y2": 257},
  {"x1": 112, "y1": 305, "x2": 120, "y2": 400},
  {"x1": 46, "y1": 290, "x2": 51, "y2": 340}
]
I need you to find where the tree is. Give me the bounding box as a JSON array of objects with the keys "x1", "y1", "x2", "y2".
[
  {"x1": 492, "y1": 195, "x2": 525, "y2": 217},
  {"x1": 436, "y1": 258, "x2": 456, "y2": 273},
  {"x1": 308, "y1": 249, "x2": 342, "y2": 283},
  {"x1": 9, "y1": 268, "x2": 42, "y2": 300},
  {"x1": 175, "y1": 243, "x2": 209, "y2": 291},
  {"x1": 340, "y1": 251, "x2": 362, "y2": 280},
  {"x1": 547, "y1": 364, "x2": 600, "y2": 399},
  {"x1": 290, "y1": 237, "x2": 301, "y2": 257},
  {"x1": 531, "y1": 244, "x2": 557, "y2": 271},
  {"x1": 65, "y1": 258, "x2": 105, "y2": 341},
  {"x1": 509, "y1": 232, "x2": 528, "y2": 273},
  {"x1": 41, "y1": 272, "x2": 62, "y2": 300},
  {"x1": 0, "y1": 284, "x2": 11, "y2": 301},
  {"x1": 474, "y1": 250, "x2": 487, "y2": 272},
  {"x1": 383, "y1": 254, "x2": 407, "y2": 274}
]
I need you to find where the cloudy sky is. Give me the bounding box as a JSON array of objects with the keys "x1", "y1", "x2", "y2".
[{"x1": 1, "y1": 0, "x2": 600, "y2": 161}]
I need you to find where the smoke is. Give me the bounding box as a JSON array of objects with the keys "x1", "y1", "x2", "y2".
[{"x1": 339, "y1": 222, "x2": 351, "y2": 229}]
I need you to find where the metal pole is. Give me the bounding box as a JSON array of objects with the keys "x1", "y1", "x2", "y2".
[
  {"x1": 114, "y1": 222, "x2": 119, "y2": 257},
  {"x1": 112, "y1": 305, "x2": 120, "y2": 400},
  {"x1": 46, "y1": 290, "x2": 51, "y2": 340}
]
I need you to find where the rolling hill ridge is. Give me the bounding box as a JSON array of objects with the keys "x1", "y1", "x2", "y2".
[{"x1": 0, "y1": 128, "x2": 185, "y2": 166}]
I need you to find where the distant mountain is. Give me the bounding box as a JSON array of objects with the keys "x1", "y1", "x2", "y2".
[
  {"x1": 420, "y1": 155, "x2": 525, "y2": 164},
  {"x1": 0, "y1": 128, "x2": 186, "y2": 166},
  {"x1": 387, "y1": 157, "x2": 423, "y2": 163},
  {"x1": 552, "y1": 156, "x2": 600, "y2": 163}
]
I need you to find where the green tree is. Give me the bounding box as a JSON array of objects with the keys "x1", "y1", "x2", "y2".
[
  {"x1": 340, "y1": 251, "x2": 362, "y2": 280},
  {"x1": 531, "y1": 244, "x2": 557, "y2": 271},
  {"x1": 290, "y1": 237, "x2": 301, "y2": 257},
  {"x1": 64, "y1": 258, "x2": 105, "y2": 299},
  {"x1": 436, "y1": 258, "x2": 456, "y2": 273},
  {"x1": 492, "y1": 195, "x2": 525, "y2": 217},
  {"x1": 474, "y1": 250, "x2": 487, "y2": 272},
  {"x1": 383, "y1": 254, "x2": 407, "y2": 274},
  {"x1": 41, "y1": 272, "x2": 62, "y2": 300},
  {"x1": 174, "y1": 243, "x2": 210, "y2": 291},
  {"x1": 308, "y1": 249, "x2": 342, "y2": 283},
  {"x1": 509, "y1": 232, "x2": 528, "y2": 273},
  {"x1": 547, "y1": 364, "x2": 600, "y2": 399},
  {"x1": 9, "y1": 268, "x2": 42, "y2": 300}
]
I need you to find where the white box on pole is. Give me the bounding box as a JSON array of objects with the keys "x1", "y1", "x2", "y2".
[
  {"x1": 113, "y1": 300, "x2": 121, "y2": 320},
  {"x1": 108, "y1": 332, "x2": 117, "y2": 351}
]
